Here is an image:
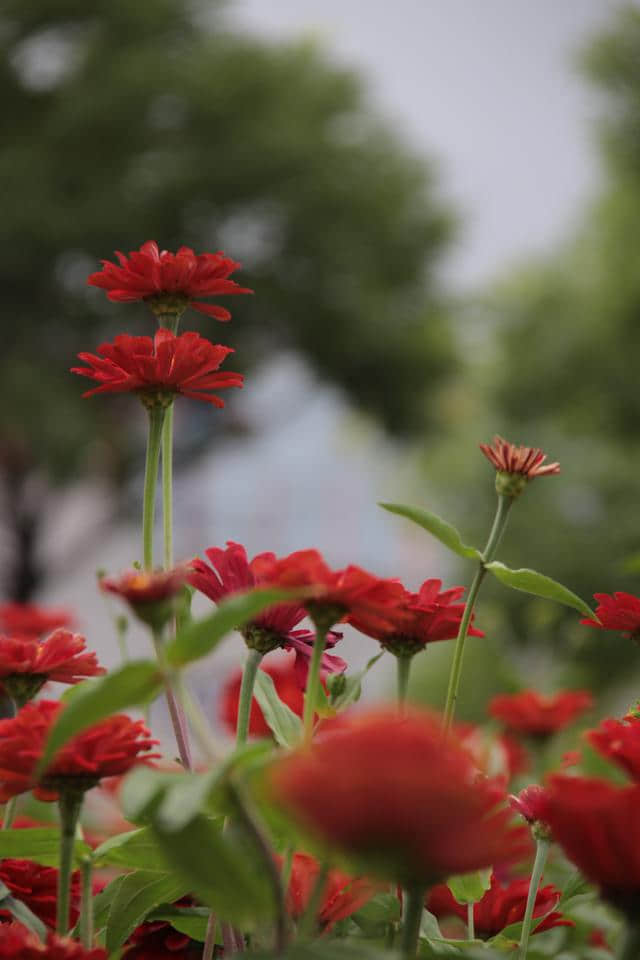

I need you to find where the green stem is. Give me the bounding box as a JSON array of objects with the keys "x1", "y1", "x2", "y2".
[
  {"x1": 303, "y1": 628, "x2": 326, "y2": 742},
  {"x1": 2, "y1": 798, "x2": 16, "y2": 830},
  {"x1": 281, "y1": 846, "x2": 294, "y2": 893},
  {"x1": 56, "y1": 791, "x2": 84, "y2": 935},
  {"x1": 161, "y1": 402, "x2": 174, "y2": 570},
  {"x1": 202, "y1": 912, "x2": 218, "y2": 960},
  {"x1": 517, "y1": 837, "x2": 550, "y2": 959},
  {"x1": 236, "y1": 649, "x2": 263, "y2": 747},
  {"x1": 297, "y1": 862, "x2": 329, "y2": 940},
  {"x1": 142, "y1": 406, "x2": 166, "y2": 570},
  {"x1": 152, "y1": 629, "x2": 192, "y2": 769},
  {"x1": 396, "y1": 655, "x2": 413, "y2": 710},
  {"x1": 400, "y1": 885, "x2": 424, "y2": 960},
  {"x1": 443, "y1": 494, "x2": 512, "y2": 730},
  {"x1": 467, "y1": 902, "x2": 475, "y2": 940},
  {"x1": 618, "y1": 923, "x2": 640, "y2": 960},
  {"x1": 79, "y1": 858, "x2": 93, "y2": 948}
]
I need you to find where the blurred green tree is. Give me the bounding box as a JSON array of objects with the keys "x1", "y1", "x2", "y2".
[{"x1": 0, "y1": 0, "x2": 456, "y2": 598}]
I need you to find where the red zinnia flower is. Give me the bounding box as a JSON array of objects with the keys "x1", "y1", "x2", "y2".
[
  {"x1": 0, "y1": 700, "x2": 158, "y2": 802},
  {"x1": 0, "y1": 860, "x2": 80, "y2": 930},
  {"x1": 581, "y1": 592, "x2": 640, "y2": 641},
  {"x1": 479, "y1": 436, "x2": 560, "y2": 479},
  {"x1": 122, "y1": 897, "x2": 201, "y2": 960},
  {"x1": 509, "y1": 785, "x2": 551, "y2": 828},
  {"x1": 270, "y1": 708, "x2": 530, "y2": 886},
  {"x1": 71, "y1": 330, "x2": 243, "y2": 407},
  {"x1": 87, "y1": 241, "x2": 252, "y2": 322},
  {"x1": 0, "y1": 631, "x2": 104, "y2": 705},
  {"x1": 488, "y1": 690, "x2": 593, "y2": 738},
  {"x1": 0, "y1": 605, "x2": 72, "y2": 639},
  {"x1": 282, "y1": 852, "x2": 377, "y2": 932},
  {"x1": 543, "y1": 774, "x2": 640, "y2": 914},
  {"x1": 588, "y1": 716, "x2": 640, "y2": 782},
  {"x1": 100, "y1": 568, "x2": 188, "y2": 630},
  {"x1": 0, "y1": 924, "x2": 106, "y2": 959},
  {"x1": 427, "y1": 873, "x2": 571, "y2": 939}
]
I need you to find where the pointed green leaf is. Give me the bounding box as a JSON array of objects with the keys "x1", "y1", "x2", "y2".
[
  {"x1": 147, "y1": 905, "x2": 212, "y2": 942},
  {"x1": 91, "y1": 826, "x2": 170, "y2": 872},
  {"x1": 379, "y1": 502, "x2": 482, "y2": 561},
  {"x1": 105, "y1": 869, "x2": 191, "y2": 952},
  {"x1": 447, "y1": 867, "x2": 492, "y2": 905},
  {"x1": 36, "y1": 660, "x2": 162, "y2": 777},
  {"x1": 253, "y1": 669, "x2": 303, "y2": 747},
  {"x1": 484, "y1": 562, "x2": 595, "y2": 618},
  {"x1": 327, "y1": 653, "x2": 384, "y2": 713},
  {"x1": 86, "y1": 874, "x2": 125, "y2": 937},
  {"x1": 165, "y1": 587, "x2": 304, "y2": 667},
  {"x1": 0, "y1": 827, "x2": 90, "y2": 866}
]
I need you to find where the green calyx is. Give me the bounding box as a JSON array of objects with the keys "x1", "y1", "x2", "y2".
[
  {"x1": 147, "y1": 295, "x2": 189, "y2": 328},
  {"x1": 241, "y1": 624, "x2": 284, "y2": 655},
  {"x1": 495, "y1": 471, "x2": 528, "y2": 498},
  {"x1": 139, "y1": 391, "x2": 175, "y2": 412},
  {"x1": 381, "y1": 636, "x2": 422, "y2": 659},
  {"x1": 3, "y1": 673, "x2": 48, "y2": 708}
]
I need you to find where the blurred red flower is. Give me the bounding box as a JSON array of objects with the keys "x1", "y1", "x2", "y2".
[
  {"x1": 72, "y1": 330, "x2": 243, "y2": 407},
  {"x1": 122, "y1": 897, "x2": 202, "y2": 960},
  {"x1": 282, "y1": 852, "x2": 377, "y2": 931},
  {"x1": 509, "y1": 785, "x2": 551, "y2": 827},
  {"x1": 479, "y1": 436, "x2": 560, "y2": 478},
  {"x1": 0, "y1": 700, "x2": 158, "y2": 802},
  {"x1": 100, "y1": 568, "x2": 188, "y2": 630},
  {"x1": 271, "y1": 708, "x2": 530, "y2": 886},
  {"x1": 588, "y1": 716, "x2": 640, "y2": 781},
  {"x1": 0, "y1": 631, "x2": 103, "y2": 703},
  {"x1": 488, "y1": 690, "x2": 592, "y2": 737},
  {"x1": 0, "y1": 859, "x2": 80, "y2": 930},
  {"x1": 427, "y1": 873, "x2": 571, "y2": 938},
  {"x1": 457, "y1": 725, "x2": 529, "y2": 781},
  {"x1": 0, "y1": 924, "x2": 106, "y2": 959},
  {"x1": 87, "y1": 241, "x2": 252, "y2": 321},
  {"x1": 581, "y1": 592, "x2": 640, "y2": 640},
  {"x1": 0, "y1": 605, "x2": 72, "y2": 639}
]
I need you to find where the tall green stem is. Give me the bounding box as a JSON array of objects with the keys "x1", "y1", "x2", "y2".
[
  {"x1": 396, "y1": 656, "x2": 412, "y2": 710},
  {"x1": 161, "y1": 403, "x2": 174, "y2": 570},
  {"x1": 517, "y1": 837, "x2": 550, "y2": 959},
  {"x1": 202, "y1": 912, "x2": 218, "y2": 960},
  {"x1": 400, "y1": 885, "x2": 424, "y2": 959},
  {"x1": 152, "y1": 628, "x2": 192, "y2": 769},
  {"x1": 56, "y1": 791, "x2": 83, "y2": 935},
  {"x1": 79, "y1": 858, "x2": 93, "y2": 948},
  {"x1": 303, "y1": 629, "x2": 326, "y2": 742},
  {"x1": 467, "y1": 902, "x2": 475, "y2": 940},
  {"x1": 236, "y1": 649, "x2": 263, "y2": 746},
  {"x1": 443, "y1": 494, "x2": 512, "y2": 730},
  {"x1": 142, "y1": 406, "x2": 166, "y2": 570},
  {"x1": 297, "y1": 862, "x2": 329, "y2": 940}
]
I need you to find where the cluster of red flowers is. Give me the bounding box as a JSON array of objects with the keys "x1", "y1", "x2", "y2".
[{"x1": 0, "y1": 925, "x2": 105, "y2": 960}]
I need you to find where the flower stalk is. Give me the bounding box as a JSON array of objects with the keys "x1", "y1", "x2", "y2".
[
  {"x1": 56, "y1": 790, "x2": 84, "y2": 935},
  {"x1": 517, "y1": 836, "x2": 550, "y2": 959},
  {"x1": 1, "y1": 798, "x2": 16, "y2": 830},
  {"x1": 142, "y1": 406, "x2": 166, "y2": 571},
  {"x1": 161, "y1": 404, "x2": 174, "y2": 570},
  {"x1": 467, "y1": 902, "x2": 475, "y2": 940},
  {"x1": 236, "y1": 649, "x2": 263, "y2": 746},
  {"x1": 396, "y1": 656, "x2": 412, "y2": 710},
  {"x1": 303, "y1": 627, "x2": 326, "y2": 742},
  {"x1": 152, "y1": 627, "x2": 192, "y2": 769},
  {"x1": 400, "y1": 885, "x2": 424, "y2": 959},
  {"x1": 79, "y1": 857, "x2": 94, "y2": 948}
]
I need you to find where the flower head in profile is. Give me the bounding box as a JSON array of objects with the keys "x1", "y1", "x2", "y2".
[
  {"x1": 282, "y1": 852, "x2": 378, "y2": 932},
  {"x1": 0, "y1": 631, "x2": 104, "y2": 706},
  {"x1": 0, "y1": 700, "x2": 158, "y2": 802},
  {"x1": 0, "y1": 604, "x2": 72, "y2": 638},
  {"x1": 0, "y1": 924, "x2": 106, "y2": 959},
  {"x1": 581, "y1": 592, "x2": 640, "y2": 642},
  {"x1": 270, "y1": 708, "x2": 530, "y2": 886},
  {"x1": 488, "y1": 689, "x2": 593, "y2": 739},
  {"x1": 0, "y1": 859, "x2": 80, "y2": 929},
  {"x1": 88, "y1": 241, "x2": 252, "y2": 323},
  {"x1": 587, "y1": 715, "x2": 640, "y2": 782},
  {"x1": 479, "y1": 436, "x2": 559, "y2": 497},
  {"x1": 100, "y1": 567, "x2": 188, "y2": 630},
  {"x1": 71, "y1": 330, "x2": 243, "y2": 408},
  {"x1": 509, "y1": 784, "x2": 551, "y2": 828}
]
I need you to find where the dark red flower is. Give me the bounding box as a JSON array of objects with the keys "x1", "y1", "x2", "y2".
[
  {"x1": 270, "y1": 708, "x2": 530, "y2": 886},
  {"x1": 0, "y1": 605, "x2": 73, "y2": 639},
  {"x1": 427, "y1": 873, "x2": 571, "y2": 939},
  {"x1": 0, "y1": 860, "x2": 80, "y2": 930},
  {"x1": 509, "y1": 785, "x2": 550, "y2": 827},
  {"x1": 0, "y1": 631, "x2": 104, "y2": 705},
  {"x1": 122, "y1": 898, "x2": 202, "y2": 960},
  {"x1": 0, "y1": 700, "x2": 158, "y2": 802},
  {"x1": 479, "y1": 436, "x2": 560, "y2": 479},
  {"x1": 488, "y1": 690, "x2": 593, "y2": 738},
  {"x1": 581, "y1": 592, "x2": 640, "y2": 641},
  {"x1": 282, "y1": 852, "x2": 377, "y2": 932},
  {"x1": 0, "y1": 924, "x2": 106, "y2": 959},
  {"x1": 543, "y1": 775, "x2": 640, "y2": 914},
  {"x1": 71, "y1": 329, "x2": 243, "y2": 407},
  {"x1": 358, "y1": 579, "x2": 483, "y2": 657},
  {"x1": 588, "y1": 716, "x2": 640, "y2": 782},
  {"x1": 87, "y1": 241, "x2": 252, "y2": 322}
]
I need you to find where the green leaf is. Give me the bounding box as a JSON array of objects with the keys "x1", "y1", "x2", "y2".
[
  {"x1": 36, "y1": 660, "x2": 163, "y2": 777},
  {"x1": 0, "y1": 880, "x2": 47, "y2": 941},
  {"x1": 0, "y1": 827, "x2": 91, "y2": 866},
  {"x1": 105, "y1": 870, "x2": 190, "y2": 953},
  {"x1": 87, "y1": 874, "x2": 126, "y2": 937},
  {"x1": 447, "y1": 868, "x2": 492, "y2": 905},
  {"x1": 352, "y1": 892, "x2": 400, "y2": 936},
  {"x1": 328, "y1": 653, "x2": 384, "y2": 713},
  {"x1": 253, "y1": 669, "x2": 303, "y2": 747},
  {"x1": 165, "y1": 587, "x2": 304, "y2": 667},
  {"x1": 379, "y1": 503, "x2": 482, "y2": 561},
  {"x1": 483, "y1": 562, "x2": 596, "y2": 618},
  {"x1": 91, "y1": 826, "x2": 170, "y2": 872},
  {"x1": 147, "y1": 905, "x2": 213, "y2": 942}
]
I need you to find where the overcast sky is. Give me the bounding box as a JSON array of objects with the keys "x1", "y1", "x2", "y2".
[{"x1": 230, "y1": 0, "x2": 630, "y2": 288}]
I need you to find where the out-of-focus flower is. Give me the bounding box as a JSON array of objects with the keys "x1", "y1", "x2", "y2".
[
  {"x1": 509, "y1": 785, "x2": 551, "y2": 829},
  {"x1": 122, "y1": 897, "x2": 202, "y2": 960},
  {"x1": 458, "y1": 725, "x2": 529, "y2": 780},
  {"x1": 488, "y1": 690, "x2": 593, "y2": 738},
  {"x1": 221, "y1": 653, "x2": 306, "y2": 737},
  {"x1": 588, "y1": 716, "x2": 640, "y2": 782},
  {"x1": 71, "y1": 330, "x2": 243, "y2": 408},
  {"x1": 0, "y1": 860, "x2": 80, "y2": 930},
  {"x1": 100, "y1": 568, "x2": 188, "y2": 630},
  {"x1": 282, "y1": 852, "x2": 377, "y2": 932},
  {"x1": 479, "y1": 436, "x2": 560, "y2": 497},
  {"x1": 427, "y1": 873, "x2": 571, "y2": 938},
  {"x1": 0, "y1": 924, "x2": 107, "y2": 959},
  {"x1": 270, "y1": 708, "x2": 530, "y2": 886},
  {"x1": 0, "y1": 632, "x2": 104, "y2": 705},
  {"x1": 581, "y1": 592, "x2": 640, "y2": 642},
  {"x1": 87, "y1": 241, "x2": 252, "y2": 322},
  {"x1": 0, "y1": 605, "x2": 72, "y2": 639},
  {"x1": 0, "y1": 700, "x2": 158, "y2": 802}
]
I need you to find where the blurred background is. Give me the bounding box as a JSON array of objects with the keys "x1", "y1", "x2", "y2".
[{"x1": 3, "y1": 0, "x2": 640, "y2": 737}]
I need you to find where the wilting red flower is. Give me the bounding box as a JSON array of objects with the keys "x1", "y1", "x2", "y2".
[
  {"x1": 0, "y1": 700, "x2": 158, "y2": 802},
  {"x1": 427, "y1": 873, "x2": 571, "y2": 939},
  {"x1": 100, "y1": 568, "x2": 188, "y2": 630},
  {"x1": 263, "y1": 549, "x2": 406, "y2": 635},
  {"x1": 0, "y1": 605, "x2": 72, "y2": 638},
  {"x1": 0, "y1": 924, "x2": 106, "y2": 959},
  {"x1": 71, "y1": 329, "x2": 243, "y2": 407},
  {"x1": 0, "y1": 859, "x2": 80, "y2": 929},
  {"x1": 488, "y1": 690, "x2": 593, "y2": 738},
  {"x1": 543, "y1": 775, "x2": 640, "y2": 914},
  {"x1": 122, "y1": 897, "x2": 202, "y2": 960},
  {"x1": 358, "y1": 579, "x2": 483, "y2": 657},
  {"x1": 270, "y1": 708, "x2": 530, "y2": 886},
  {"x1": 588, "y1": 716, "x2": 640, "y2": 782},
  {"x1": 581, "y1": 592, "x2": 640, "y2": 640},
  {"x1": 479, "y1": 436, "x2": 560, "y2": 479},
  {"x1": 87, "y1": 241, "x2": 252, "y2": 321},
  {"x1": 509, "y1": 785, "x2": 551, "y2": 827},
  {"x1": 282, "y1": 852, "x2": 377, "y2": 932},
  {"x1": 0, "y1": 631, "x2": 104, "y2": 704}
]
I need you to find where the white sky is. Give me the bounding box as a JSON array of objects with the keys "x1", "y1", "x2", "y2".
[{"x1": 229, "y1": 0, "x2": 629, "y2": 288}]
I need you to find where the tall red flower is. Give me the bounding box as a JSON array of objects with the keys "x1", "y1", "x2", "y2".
[
  {"x1": 0, "y1": 631, "x2": 104, "y2": 705},
  {"x1": 0, "y1": 924, "x2": 106, "y2": 959},
  {"x1": 282, "y1": 852, "x2": 377, "y2": 932},
  {"x1": 581, "y1": 592, "x2": 640, "y2": 641},
  {"x1": 427, "y1": 873, "x2": 571, "y2": 939},
  {"x1": 0, "y1": 605, "x2": 72, "y2": 639},
  {"x1": 488, "y1": 690, "x2": 593, "y2": 738},
  {"x1": 0, "y1": 859, "x2": 80, "y2": 930},
  {"x1": 0, "y1": 700, "x2": 158, "y2": 802},
  {"x1": 71, "y1": 330, "x2": 243, "y2": 407},
  {"x1": 87, "y1": 241, "x2": 252, "y2": 321},
  {"x1": 479, "y1": 436, "x2": 560, "y2": 479},
  {"x1": 588, "y1": 716, "x2": 640, "y2": 782},
  {"x1": 270, "y1": 708, "x2": 530, "y2": 886}
]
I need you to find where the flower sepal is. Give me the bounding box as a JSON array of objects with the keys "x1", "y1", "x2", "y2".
[{"x1": 495, "y1": 470, "x2": 528, "y2": 499}]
